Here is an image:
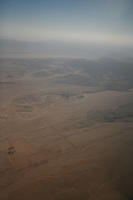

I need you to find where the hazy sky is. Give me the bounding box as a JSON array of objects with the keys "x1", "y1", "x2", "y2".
[{"x1": 0, "y1": 0, "x2": 133, "y2": 46}]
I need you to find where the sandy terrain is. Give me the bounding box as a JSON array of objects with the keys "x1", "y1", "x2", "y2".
[{"x1": 0, "y1": 58, "x2": 133, "y2": 200}]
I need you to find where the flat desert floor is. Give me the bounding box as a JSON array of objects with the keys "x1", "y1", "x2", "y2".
[{"x1": 0, "y1": 58, "x2": 133, "y2": 200}]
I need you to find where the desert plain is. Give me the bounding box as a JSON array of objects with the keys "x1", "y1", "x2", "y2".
[{"x1": 0, "y1": 57, "x2": 133, "y2": 200}]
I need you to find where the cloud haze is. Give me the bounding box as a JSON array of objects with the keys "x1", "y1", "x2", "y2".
[{"x1": 0, "y1": 0, "x2": 133, "y2": 57}]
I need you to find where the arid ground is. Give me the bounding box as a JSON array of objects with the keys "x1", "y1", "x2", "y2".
[{"x1": 0, "y1": 58, "x2": 133, "y2": 200}]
